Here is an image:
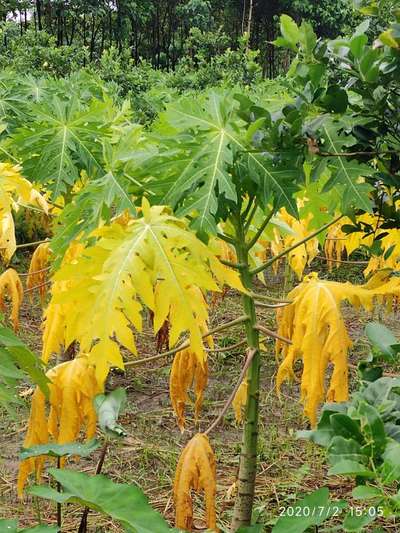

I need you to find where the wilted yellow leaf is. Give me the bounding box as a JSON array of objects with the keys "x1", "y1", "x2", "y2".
[
  {"x1": 17, "y1": 355, "x2": 101, "y2": 496},
  {"x1": 0, "y1": 268, "x2": 23, "y2": 330},
  {"x1": 170, "y1": 348, "x2": 208, "y2": 432},
  {"x1": 276, "y1": 272, "x2": 400, "y2": 426},
  {"x1": 174, "y1": 433, "x2": 217, "y2": 531}
]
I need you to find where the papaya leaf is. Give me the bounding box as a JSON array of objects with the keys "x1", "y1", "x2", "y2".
[
  {"x1": 11, "y1": 96, "x2": 112, "y2": 198},
  {"x1": 320, "y1": 119, "x2": 373, "y2": 213},
  {"x1": 48, "y1": 199, "x2": 243, "y2": 385},
  {"x1": 138, "y1": 90, "x2": 299, "y2": 235}
]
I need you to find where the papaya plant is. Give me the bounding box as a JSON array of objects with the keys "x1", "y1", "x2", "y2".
[
  {"x1": 38, "y1": 84, "x2": 378, "y2": 530},
  {"x1": 7, "y1": 11, "x2": 400, "y2": 533}
]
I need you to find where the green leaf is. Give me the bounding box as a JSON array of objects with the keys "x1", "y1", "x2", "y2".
[
  {"x1": 139, "y1": 90, "x2": 300, "y2": 235},
  {"x1": 0, "y1": 327, "x2": 49, "y2": 413},
  {"x1": 297, "y1": 405, "x2": 346, "y2": 447},
  {"x1": 330, "y1": 413, "x2": 364, "y2": 443},
  {"x1": 94, "y1": 388, "x2": 127, "y2": 437},
  {"x1": 18, "y1": 525, "x2": 60, "y2": 533},
  {"x1": 328, "y1": 460, "x2": 376, "y2": 478},
  {"x1": 12, "y1": 96, "x2": 114, "y2": 198},
  {"x1": 320, "y1": 120, "x2": 373, "y2": 213},
  {"x1": 365, "y1": 322, "x2": 398, "y2": 358},
  {"x1": 280, "y1": 15, "x2": 301, "y2": 51},
  {"x1": 350, "y1": 34, "x2": 368, "y2": 59},
  {"x1": 381, "y1": 440, "x2": 400, "y2": 483},
  {"x1": 342, "y1": 511, "x2": 376, "y2": 531},
  {"x1": 20, "y1": 439, "x2": 100, "y2": 460},
  {"x1": 272, "y1": 487, "x2": 346, "y2": 532},
  {"x1": 357, "y1": 402, "x2": 386, "y2": 458},
  {"x1": 379, "y1": 29, "x2": 399, "y2": 49},
  {"x1": 0, "y1": 521, "x2": 58, "y2": 533},
  {"x1": 299, "y1": 21, "x2": 317, "y2": 56},
  {"x1": 328, "y1": 436, "x2": 367, "y2": 466},
  {"x1": 0, "y1": 520, "x2": 18, "y2": 532},
  {"x1": 322, "y1": 86, "x2": 348, "y2": 113},
  {"x1": 352, "y1": 485, "x2": 383, "y2": 500},
  {"x1": 28, "y1": 469, "x2": 172, "y2": 533}
]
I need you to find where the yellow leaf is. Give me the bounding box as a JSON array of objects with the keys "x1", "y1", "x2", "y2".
[
  {"x1": 41, "y1": 241, "x2": 84, "y2": 363},
  {"x1": 232, "y1": 377, "x2": 248, "y2": 424},
  {"x1": 27, "y1": 242, "x2": 51, "y2": 305},
  {"x1": 48, "y1": 202, "x2": 243, "y2": 385},
  {"x1": 173, "y1": 433, "x2": 217, "y2": 532},
  {"x1": 170, "y1": 348, "x2": 208, "y2": 432},
  {"x1": 17, "y1": 355, "x2": 101, "y2": 496},
  {"x1": 0, "y1": 162, "x2": 48, "y2": 262},
  {"x1": 324, "y1": 213, "x2": 400, "y2": 276},
  {"x1": 0, "y1": 268, "x2": 23, "y2": 330},
  {"x1": 276, "y1": 273, "x2": 400, "y2": 426},
  {"x1": 17, "y1": 387, "x2": 48, "y2": 497}
]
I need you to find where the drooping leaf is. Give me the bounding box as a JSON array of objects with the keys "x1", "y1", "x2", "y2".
[
  {"x1": 0, "y1": 162, "x2": 48, "y2": 262},
  {"x1": 173, "y1": 433, "x2": 217, "y2": 531},
  {"x1": 169, "y1": 348, "x2": 209, "y2": 432},
  {"x1": 18, "y1": 355, "x2": 102, "y2": 496},
  {"x1": 276, "y1": 272, "x2": 400, "y2": 425},
  {"x1": 232, "y1": 377, "x2": 248, "y2": 424},
  {"x1": 26, "y1": 242, "x2": 51, "y2": 305},
  {"x1": 0, "y1": 269, "x2": 23, "y2": 331}
]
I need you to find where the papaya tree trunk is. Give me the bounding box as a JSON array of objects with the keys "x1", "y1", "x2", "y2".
[{"x1": 231, "y1": 224, "x2": 261, "y2": 530}]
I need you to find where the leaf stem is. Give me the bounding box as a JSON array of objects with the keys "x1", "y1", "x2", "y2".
[
  {"x1": 216, "y1": 231, "x2": 236, "y2": 245},
  {"x1": 206, "y1": 336, "x2": 268, "y2": 353},
  {"x1": 124, "y1": 315, "x2": 249, "y2": 368},
  {"x1": 250, "y1": 215, "x2": 343, "y2": 276},
  {"x1": 246, "y1": 208, "x2": 274, "y2": 251},
  {"x1": 244, "y1": 201, "x2": 258, "y2": 231},
  {"x1": 254, "y1": 301, "x2": 291, "y2": 309},
  {"x1": 219, "y1": 259, "x2": 247, "y2": 270},
  {"x1": 255, "y1": 324, "x2": 292, "y2": 344},
  {"x1": 248, "y1": 292, "x2": 292, "y2": 304},
  {"x1": 204, "y1": 348, "x2": 256, "y2": 436},
  {"x1": 16, "y1": 239, "x2": 49, "y2": 249}
]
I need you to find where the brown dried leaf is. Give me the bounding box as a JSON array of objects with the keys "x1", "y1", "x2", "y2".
[{"x1": 173, "y1": 433, "x2": 217, "y2": 532}]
